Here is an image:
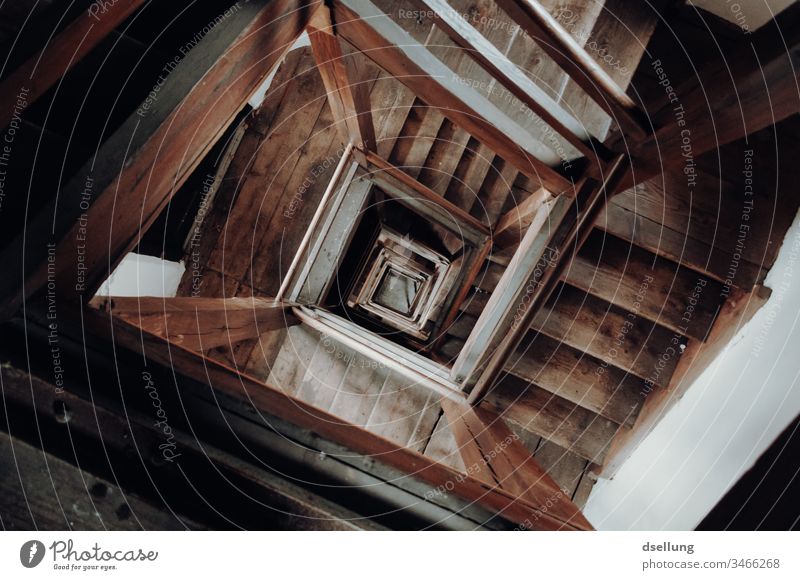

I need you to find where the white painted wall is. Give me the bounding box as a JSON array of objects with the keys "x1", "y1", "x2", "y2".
[
  {"x1": 586, "y1": 208, "x2": 800, "y2": 530},
  {"x1": 95, "y1": 253, "x2": 185, "y2": 298},
  {"x1": 248, "y1": 32, "x2": 310, "y2": 108}
]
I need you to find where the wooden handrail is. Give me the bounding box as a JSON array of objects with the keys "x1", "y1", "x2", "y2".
[
  {"x1": 409, "y1": 0, "x2": 612, "y2": 163},
  {"x1": 467, "y1": 154, "x2": 630, "y2": 404},
  {"x1": 365, "y1": 150, "x2": 492, "y2": 238},
  {"x1": 496, "y1": 0, "x2": 649, "y2": 142}
]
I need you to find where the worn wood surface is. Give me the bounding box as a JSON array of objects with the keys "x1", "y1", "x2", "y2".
[
  {"x1": 308, "y1": 5, "x2": 376, "y2": 156},
  {"x1": 333, "y1": 0, "x2": 574, "y2": 192},
  {"x1": 92, "y1": 295, "x2": 299, "y2": 351},
  {"x1": 441, "y1": 399, "x2": 592, "y2": 528},
  {"x1": 508, "y1": 331, "x2": 642, "y2": 427},
  {"x1": 0, "y1": 429, "x2": 197, "y2": 530},
  {"x1": 85, "y1": 306, "x2": 592, "y2": 530},
  {"x1": 0, "y1": 0, "x2": 316, "y2": 317},
  {"x1": 409, "y1": 0, "x2": 602, "y2": 161},
  {"x1": 496, "y1": 0, "x2": 648, "y2": 141},
  {"x1": 532, "y1": 283, "x2": 685, "y2": 387},
  {"x1": 484, "y1": 373, "x2": 621, "y2": 463},
  {"x1": 0, "y1": 364, "x2": 381, "y2": 530},
  {"x1": 493, "y1": 187, "x2": 553, "y2": 248},
  {"x1": 565, "y1": 229, "x2": 724, "y2": 341},
  {"x1": 137, "y1": 1, "x2": 798, "y2": 503}
]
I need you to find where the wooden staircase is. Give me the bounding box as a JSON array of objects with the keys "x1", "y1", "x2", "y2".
[{"x1": 365, "y1": 0, "x2": 671, "y2": 501}]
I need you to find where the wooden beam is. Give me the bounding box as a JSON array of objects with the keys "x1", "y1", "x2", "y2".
[
  {"x1": 495, "y1": 0, "x2": 649, "y2": 142},
  {"x1": 493, "y1": 187, "x2": 553, "y2": 248},
  {"x1": 557, "y1": 0, "x2": 666, "y2": 142},
  {"x1": 408, "y1": 0, "x2": 609, "y2": 162},
  {"x1": 441, "y1": 398, "x2": 592, "y2": 529},
  {"x1": 441, "y1": 399, "x2": 497, "y2": 486},
  {"x1": 90, "y1": 296, "x2": 299, "y2": 351},
  {"x1": 1, "y1": 364, "x2": 378, "y2": 530},
  {"x1": 0, "y1": 0, "x2": 147, "y2": 130},
  {"x1": 307, "y1": 5, "x2": 376, "y2": 159},
  {"x1": 616, "y1": 4, "x2": 800, "y2": 192},
  {"x1": 0, "y1": 0, "x2": 317, "y2": 318},
  {"x1": 85, "y1": 306, "x2": 590, "y2": 530},
  {"x1": 331, "y1": 0, "x2": 574, "y2": 193},
  {"x1": 471, "y1": 405, "x2": 570, "y2": 501}
]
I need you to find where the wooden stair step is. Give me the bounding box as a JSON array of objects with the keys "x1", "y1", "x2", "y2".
[
  {"x1": 531, "y1": 283, "x2": 686, "y2": 389},
  {"x1": 558, "y1": 0, "x2": 667, "y2": 141},
  {"x1": 508, "y1": 332, "x2": 642, "y2": 426},
  {"x1": 565, "y1": 228, "x2": 725, "y2": 341},
  {"x1": 444, "y1": 138, "x2": 495, "y2": 212},
  {"x1": 473, "y1": 156, "x2": 519, "y2": 226},
  {"x1": 611, "y1": 168, "x2": 777, "y2": 268},
  {"x1": 417, "y1": 121, "x2": 473, "y2": 195},
  {"x1": 597, "y1": 202, "x2": 765, "y2": 290},
  {"x1": 370, "y1": 74, "x2": 417, "y2": 158},
  {"x1": 389, "y1": 101, "x2": 446, "y2": 176},
  {"x1": 441, "y1": 299, "x2": 644, "y2": 427},
  {"x1": 484, "y1": 373, "x2": 621, "y2": 463}
]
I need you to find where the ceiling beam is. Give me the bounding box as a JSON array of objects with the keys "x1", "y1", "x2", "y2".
[
  {"x1": 0, "y1": 0, "x2": 317, "y2": 319},
  {"x1": 2, "y1": 363, "x2": 376, "y2": 530},
  {"x1": 617, "y1": 3, "x2": 800, "y2": 192},
  {"x1": 331, "y1": 0, "x2": 574, "y2": 193},
  {"x1": 0, "y1": 429, "x2": 200, "y2": 530},
  {"x1": 0, "y1": 0, "x2": 147, "y2": 130},
  {"x1": 90, "y1": 296, "x2": 299, "y2": 351},
  {"x1": 495, "y1": 0, "x2": 649, "y2": 142},
  {"x1": 307, "y1": 5, "x2": 376, "y2": 162}
]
